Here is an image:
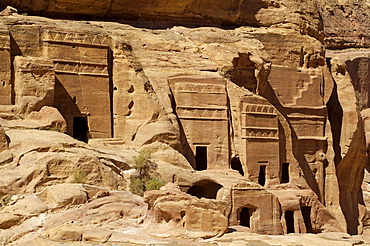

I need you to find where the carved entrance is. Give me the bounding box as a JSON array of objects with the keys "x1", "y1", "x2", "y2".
[
  {"x1": 239, "y1": 207, "x2": 256, "y2": 228},
  {"x1": 285, "y1": 211, "x2": 295, "y2": 233},
  {"x1": 281, "y1": 163, "x2": 290, "y2": 183},
  {"x1": 195, "y1": 146, "x2": 207, "y2": 170},
  {"x1": 301, "y1": 206, "x2": 313, "y2": 233},
  {"x1": 187, "y1": 180, "x2": 222, "y2": 199},
  {"x1": 73, "y1": 116, "x2": 89, "y2": 142}
]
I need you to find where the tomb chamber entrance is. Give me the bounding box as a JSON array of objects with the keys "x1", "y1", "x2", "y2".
[{"x1": 187, "y1": 179, "x2": 223, "y2": 199}]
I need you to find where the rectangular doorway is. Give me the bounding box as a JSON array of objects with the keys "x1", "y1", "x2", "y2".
[
  {"x1": 195, "y1": 146, "x2": 207, "y2": 170},
  {"x1": 73, "y1": 116, "x2": 89, "y2": 143}
]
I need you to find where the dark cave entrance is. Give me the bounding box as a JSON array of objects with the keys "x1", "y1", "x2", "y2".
[
  {"x1": 195, "y1": 146, "x2": 207, "y2": 170},
  {"x1": 73, "y1": 116, "x2": 89, "y2": 143},
  {"x1": 239, "y1": 207, "x2": 256, "y2": 227},
  {"x1": 187, "y1": 180, "x2": 222, "y2": 199},
  {"x1": 301, "y1": 206, "x2": 313, "y2": 233},
  {"x1": 258, "y1": 165, "x2": 266, "y2": 186},
  {"x1": 231, "y1": 156, "x2": 244, "y2": 176},
  {"x1": 281, "y1": 163, "x2": 290, "y2": 183},
  {"x1": 285, "y1": 210, "x2": 295, "y2": 233}
]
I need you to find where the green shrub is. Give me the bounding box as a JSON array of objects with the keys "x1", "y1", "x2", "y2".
[
  {"x1": 130, "y1": 178, "x2": 146, "y2": 196},
  {"x1": 130, "y1": 149, "x2": 164, "y2": 196},
  {"x1": 71, "y1": 168, "x2": 87, "y2": 184},
  {"x1": 145, "y1": 177, "x2": 165, "y2": 191},
  {"x1": 133, "y1": 149, "x2": 151, "y2": 179},
  {"x1": 0, "y1": 195, "x2": 12, "y2": 207}
]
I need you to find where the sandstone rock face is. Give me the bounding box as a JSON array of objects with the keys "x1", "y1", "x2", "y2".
[
  {"x1": 144, "y1": 184, "x2": 229, "y2": 238},
  {"x1": 0, "y1": 129, "x2": 132, "y2": 196},
  {"x1": 319, "y1": 0, "x2": 370, "y2": 49},
  {"x1": 3, "y1": 0, "x2": 322, "y2": 37},
  {"x1": 0, "y1": 0, "x2": 367, "y2": 242}
]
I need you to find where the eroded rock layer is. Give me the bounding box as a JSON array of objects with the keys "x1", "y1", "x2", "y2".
[{"x1": 0, "y1": 0, "x2": 367, "y2": 243}]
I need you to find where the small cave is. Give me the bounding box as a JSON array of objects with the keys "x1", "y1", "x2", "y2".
[
  {"x1": 238, "y1": 206, "x2": 256, "y2": 228},
  {"x1": 285, "y1": 210, "x2": 295, "y2": 233},
  {"x1": 281, "y1": 163, "x2": 290, "y2": 183},
  {"x1": 195, "y1": 146, "x2": 207, "y2": 170},
  {"x1": 73, "y1": 116, "x2": 89, "y2": 143},
  {"x1": 301, "y1": 206, "x2": 313, "y2": 233},
  {"x1": 227, "y1": 53, "x2": 258, "y2": 93},
  {"x1": 187, "y1": 180, "x2": 223, "y2": 199},
  {"x1": 231, "y1": 156, "x2": 244, "y2": 176},
  {"x1": 258, "y1": 165, "x2": 266, "y2": 186}
]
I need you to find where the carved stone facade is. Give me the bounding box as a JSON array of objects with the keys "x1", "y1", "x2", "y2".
[
  {"x1": 42, "y1": 30, "x2": 112, "y2": 139},
  {"x1": 0, "y1": 19, "x2": 365, "y2": 237},
  {"x1": 169, "y1": 75, "x2": 229, "y2": 170}
]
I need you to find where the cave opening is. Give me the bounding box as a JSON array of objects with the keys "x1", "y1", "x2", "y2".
[
  {"x1": 187, "y1": 180, "x2": 222, "y2": 199},
  {"x1": 195, "y1": 146, "x2": 207, "y2": 171},
  {"x1": 240, "y1": 207, "x2": 251, "y2": 227},
  {"x1": 281, "y1": 163, "x2": 290, "y2": 183},
  {"x1": 301, "y1": 206, "x2": 313, "y2": 233},
  {"x1": 285, "y1": 210, "x2": 295, "y2": 233},
  {"x1": 231, "y1": 156, "x2": 244, "y2": 176},
  {"x1": 73, "y1": 116, "x2": 89, "y2": 143},
  {"x1": 258, "y1": 165, "x2": 266, "y2": 186}
]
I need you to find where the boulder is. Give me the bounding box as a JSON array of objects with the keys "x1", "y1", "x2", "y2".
[
  {"x1": 144, "y1": 184, "x2": 228, "y2": 238},
  {"x1": 82, "y1": 228, "x2": 112, "y2": 242},
  {"x1": 37, "y1": 183, "x2": 88, "y2": 209},
  {"x1": 8, "y1": 195, "x2": 48, "y2": 216},
  {"x1": 0, "y1": 213, "x2": 21, "y2": 229},
  {"x1": 46, "y1": 222, "x2": 83, "y2": 241}
]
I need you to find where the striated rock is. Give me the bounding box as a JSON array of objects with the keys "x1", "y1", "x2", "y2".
[
  {"x1": 144, "y1": 184, "x2": 229, "y2": 238},
  {"x1": 3, "y1": 0, "x2": 322, "y2": 38},
  {"x1": 327, "y1": 49, "x2": 370, "y2": 110},
  {"x1": 82, "y1": 228, "x2": 112, "y2": 243},
  {"x1": 0, "y1": 0, "x2": 367, "y2": 241},
  {"x1": 7, "y1": 195, "x2": 48, "y2": 216},
  {"x1": 0, "y1": 129, "x2": 132, "y2": 196},
  {"x1": 319, "y1": 0, "x2": 370, "y2": 49},
  {"x1": 38, "y1": 183, "x2": 88, "y2": 209},
  {"x1": 0, "y1": 125, "x2": 12, "y2": 165},
  {"x1": 0, "y1": 6, "x2": 17, "y2": 16},
  {"x1": 0, "y1": 213, "x2": 21, "y2": 229},
  {"x1": 47, "y1": 222, "x2": 84, "y2": 241},
  {"x1": 327, "y1": 57, "x2": 367, "y2": 234}
]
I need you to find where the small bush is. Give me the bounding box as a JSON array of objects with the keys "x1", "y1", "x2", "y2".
[
  {"x1": 133, "y1": 149, "x2": 151, "y2": 179},
  {"x1": 130, "y1": 178, "x2": 145, "y2": 196},
  {"x1": 145, "y1": 177, "x2": 165, "y2": 191},
  {"x1": 72, "y1": 168, "x2": 87, "y2": 184},
  {"x1": 130, "y1": 149, "x2": 164, "y2": 196},
  {"x1": 0, "y1": 195, "x2": 12, "y2": 207}
]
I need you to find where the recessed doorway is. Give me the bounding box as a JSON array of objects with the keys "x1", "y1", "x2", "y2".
[
  {"x1": 73, "y1": 116, "x2": 89, "y2": 143},
  {"x1": 195, "y1": 146, "x2": 207, "y2": 170},
  {"x1": 285, "y1": 210, "x2": 295, "y2": 233}
]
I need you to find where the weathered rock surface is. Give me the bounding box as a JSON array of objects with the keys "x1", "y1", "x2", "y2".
[
  {"x1": 144, "y1": 184, "x2": 229, "y2": 238},
  {"x1": 0, "y1": 0, "x2": 367, "y2": 244},
  {"x1": 0, "y1": 129, "x2": 133, "y2": 196}
]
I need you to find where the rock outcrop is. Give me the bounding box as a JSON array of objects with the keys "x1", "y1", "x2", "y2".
[{"x1": 0, "y1": 0, "x2": 367, "y2": 243}]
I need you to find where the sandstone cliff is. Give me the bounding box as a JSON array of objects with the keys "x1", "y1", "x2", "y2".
[{"x1": 0, "y1": 0, "x2": 368, "y2": 244}]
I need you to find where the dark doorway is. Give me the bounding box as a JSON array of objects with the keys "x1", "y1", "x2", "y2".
[
  {"x1": 301, "y1": 207, "x2": 313, "y2": 233},
  {"x1": 258, "y1": 165, "x2": 266, "y2": 186},
  {"x1": 195, "y1": 146, "x2": 207, "y2": 170},
  {"x1": 285, "y1": 211, "x2": 295, "y2": 233},
  {"x1": 73, "y1": 117, "x2": 89, "y2": 143},
  {"x1": 231, "y1": 157, "x2": 244, "y2": 176},
  {"x1": 187, "y1": 180, "x2": 222, "y2": 199},
  {"x1": 239, "y1": 207, "x2": 255, "y2": 227},
  {"x1": 281, "y1": 163, "x2": 290, "y2": 183}
]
